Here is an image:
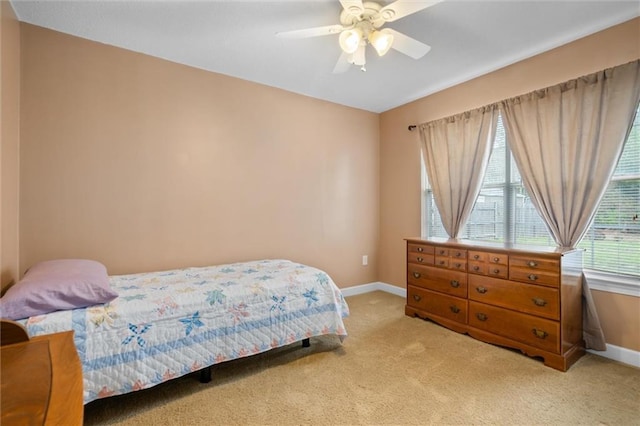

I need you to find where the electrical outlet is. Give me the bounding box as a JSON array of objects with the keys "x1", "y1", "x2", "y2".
[{"x1": 362, "y1": 255, "x2": 368, "y2": 266}]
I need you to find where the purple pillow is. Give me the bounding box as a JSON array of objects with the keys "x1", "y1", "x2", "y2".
[{"x1": 0, "y1": 259, "x2": 118, "y2": 320}]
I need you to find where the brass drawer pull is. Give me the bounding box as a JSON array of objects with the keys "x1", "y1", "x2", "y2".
[
  {"x1": 417, "y1": 257, "x2": 424, "y2": 263},
  {"x1": 454, "y1": 263, "x2": 462, "y2": 268},
  {"x1": 476, "y1": 313, "x2": 488, "y2": 321},
  {"x1": 493, "y1": 269, "x2": 500, "y2": 274},
  {"x1": 532, "y1": 297, "x2": 547, "y2": 307},
  {"x1": 417, "y1": 247, "x2": 424, "y2": 253},
  {"x1": 412, "y1": 272, "x2": 421, "y2": 279},
  {"x1": 438, "y1": 260, "x2": 446, "y2": 265},
  {"x1": 493, "y1": 257, "x2": 500, "y2": 262},
  {"x1": 528, "y1": 260, "x2": 538, "y2": 268},
  {"x1": 528, "y1": 274, "x2": 538, "y2": 281},
  {"x1": 532, "y1": 328, "x2": 548, "y2": 339},
  {"x1": 413, "y1": 294, "x2": 422, "y2": 302},
  {"x1": 473, "y1": 254, "x2": 480, "y2": 260},
  {"x1": 450, "y1": 305, "x2": 460, "y2": 314},
  {"x1": 439, "y1": 250, "x2": 446, "y2": 255},
  {"x1": 455, "y1": 252, "x2": 462, "y2": 257},
  {"x1": 450, "y1": 280, "x2": 460, "y2": 288},
  {"x1": 476, "y1": 286, "x2": 487, "y2": 294},
  {"x1": 472, "y1": 266, "x2": 480, "y2": 271}
]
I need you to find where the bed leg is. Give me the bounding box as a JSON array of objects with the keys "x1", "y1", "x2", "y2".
[
  {"x1": 200, "y1": 366, "x2": 212, "y2": 383},
  {"x1": 302, "y1": 338, "x2": 310, "y2": 348}
]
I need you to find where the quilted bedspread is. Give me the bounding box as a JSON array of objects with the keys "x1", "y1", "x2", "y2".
[{"x1": 21, "y1": 259, "x2": 349, "y2": 403}]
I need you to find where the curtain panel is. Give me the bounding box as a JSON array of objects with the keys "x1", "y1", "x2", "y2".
[
  {"x1": 418, "y1": 106, "x2": 499, "y2": 238},
  {"x1": 500, "y1": 59, "x2": 640, "y2": 350}
]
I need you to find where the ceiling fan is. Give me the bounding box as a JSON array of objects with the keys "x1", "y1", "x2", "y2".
[{"x1": 276, "y1": 0, "x2": 442, "y2": 73}]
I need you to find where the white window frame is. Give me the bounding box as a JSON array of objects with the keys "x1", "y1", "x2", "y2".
[{"x1": 585, "y1": 270, "x2": 640, "y2": 297}]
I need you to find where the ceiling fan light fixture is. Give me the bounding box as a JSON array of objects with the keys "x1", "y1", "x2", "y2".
[
  {"x1": 369, "y1": 29, "x2": 394, "y2": 56},
  {"x1": 339, "y1": 28, "x2": 362, "y2": 54}
]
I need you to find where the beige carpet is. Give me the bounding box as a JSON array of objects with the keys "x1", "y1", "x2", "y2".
[{"x1": 84, "y1": 291, "x2": 640, "y2": 425}]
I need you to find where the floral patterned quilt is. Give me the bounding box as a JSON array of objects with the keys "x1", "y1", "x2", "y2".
[{"x1": 21, "y1": 259, "x2": 349, "y2": 404}]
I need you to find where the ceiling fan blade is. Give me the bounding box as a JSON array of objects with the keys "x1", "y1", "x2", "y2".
[
  {"x1": 339, "y1": 0, "x2": 364, "y2": 16},
  {"x1": 379, "y1": 0, "x2": 443, "y2": 22},
  {"x1": 351, "y1": 44, "x2": 366, "y2": 66},
  {"x1": 332, "y1": 52, "x2": 351, "y2": 74},
  {"x1": 385, "y1": 28, "x2": 431, "y2": 59},
  {"x1": 276, "y1": 24, "x2": 345, "y2": 39}
]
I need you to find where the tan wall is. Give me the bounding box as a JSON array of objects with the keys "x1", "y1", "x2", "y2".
[
  {"x1": 379, "y1": 18, "x2": 640, "y2": 351},
  {"x1": 1, "y1": 1, "x2": 20, "y2": 293},
  {"x1": 591, "y1": 290, "x2": 640, "y2": 351},
  {"x1": 11, "y1": 15, "x2": 640, "y2": 352},
  {"x1": 19, "y1": 24, "x2": 380, "y2": 287}
]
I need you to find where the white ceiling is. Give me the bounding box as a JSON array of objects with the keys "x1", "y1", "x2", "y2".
[{"x1": 10, "y1": 0, "x2": 640, "y2": 113}]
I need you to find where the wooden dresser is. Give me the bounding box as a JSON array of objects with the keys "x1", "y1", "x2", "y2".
[
  {"x1": 1, "y1": 330, "x2": 84, "y2": 425},
  {"x1": 405, "y1": 237, "x2": 585, "y2": 371}
]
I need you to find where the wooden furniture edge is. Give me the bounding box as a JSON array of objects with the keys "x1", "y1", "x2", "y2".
[
  {"x1": 1, "y1": 320, "x2": 30, "y2": 346},
  {"x1": 405, "y1": 237, "x2": 581, "y2": 258},
  {"x1": 466, "y1": 326, "x2": 584, "y2": 371},
  {"x1": 31, "y1": 331, "x2": 84, "y2": 425}
]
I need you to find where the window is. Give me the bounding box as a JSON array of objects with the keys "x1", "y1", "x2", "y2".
[
  {"x1": 422, "y1": 108, "x2": 640, "y2": 278},
  {"x1": 578, "y1": 107, "x2": 639, "y2": 277},
  {"x1": 422, "y1": 114, "x2": 553, "y2": 245}
]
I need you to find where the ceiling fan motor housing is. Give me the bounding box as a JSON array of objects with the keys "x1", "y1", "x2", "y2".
[{"x1": 340, "y1": 1, "x2": 387, "y2": 29}]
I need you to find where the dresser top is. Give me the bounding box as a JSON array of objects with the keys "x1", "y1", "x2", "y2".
[{"x1": 406, "y1": 237, "x2": 582, "y2": 256}]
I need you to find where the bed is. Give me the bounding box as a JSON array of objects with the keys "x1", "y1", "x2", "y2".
[{"x1": 1, "y1": 258, "x2": 349, "y2": 404}]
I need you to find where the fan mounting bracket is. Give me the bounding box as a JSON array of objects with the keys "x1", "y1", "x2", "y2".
[{"x1": 340, "y1": 1, "x2": 385, "y2": 28}]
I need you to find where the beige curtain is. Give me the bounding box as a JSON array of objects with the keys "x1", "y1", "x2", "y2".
[
  {"x1": 500, "y1": 59, "x2": 640, "y2": 350},
  {"x1": 418, "y1": 106, "x2": 498, "y2": 238}
]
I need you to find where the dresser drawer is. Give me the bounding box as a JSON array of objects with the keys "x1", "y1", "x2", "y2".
[
  {"x1": 468, "y1": 262, "x2": 508, "y2": 279},
  {"x1": 468, "y1": 251, "x2": 508, "y2": 265},
  {"x1": 434, "y1": 256, "x2": 449, "y2": 268},
  {"x1": 449, "y1": 259, "x2": 467, "y2": 271},
  {"x1": 468, "y1": 301, "x2": 560, "y2": 353},
  {"x1": 487, "y1": 265, "x2": 508, "y2": 279},
  {"x1": 434, "y1": 247, "x2": 449, "y2": 257},
  {"x1": 408, "y1": 243, "x2": 434, "y2": 256},
  {"x1": 450, "y1": 249, "x2": 467, "y2": 260},
  {"x1": 510, "y1": 268, "x2": 559, "y2": 288},
  {"x1": 468, "y1": 262, "x2": 485, "y2": 275},
  {"x1": 468, "y1": 275, "x2": 559, "y2": 320},
  {"x1": 434, "y1": 256, "x2": 467, "y2": 271},
  {"x1": 407, "y1": 264, "x2": 467, "y2": 298},
  {"x1": 408, "y1": 252, "x2": 434, "y2": 266},
  {"x1": 510, "y1": 256, "x2": 558, "y2": 272},
  {"x1": 510, "y1": 256, "x2": 559, "y2": 287},
  {"x1": 408, "y1": 286, "x2": 468, "y2": 325},
  {"x1": 487, "y1": 253, "x2": 508, "y2": 265}
]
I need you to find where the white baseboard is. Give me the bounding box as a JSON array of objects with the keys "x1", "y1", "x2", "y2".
[
  {"x1": 341, "y1": 281, "x2": 406, "y2": 298},
  {"x1": 341, "y1": 282, "x2": 640, "y2": 369},
  {"x1": 588, "y1": 344, "x2": 640, "y2": 368}
]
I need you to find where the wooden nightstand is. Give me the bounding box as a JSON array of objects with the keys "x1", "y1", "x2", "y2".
[{"x1": 1, "y1": 324, "x2": 83, "y2": 425}]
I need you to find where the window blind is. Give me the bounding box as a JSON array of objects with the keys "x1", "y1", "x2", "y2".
[{"x1": 578, "y1": 107, "x2": 640, "y2": 277}]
